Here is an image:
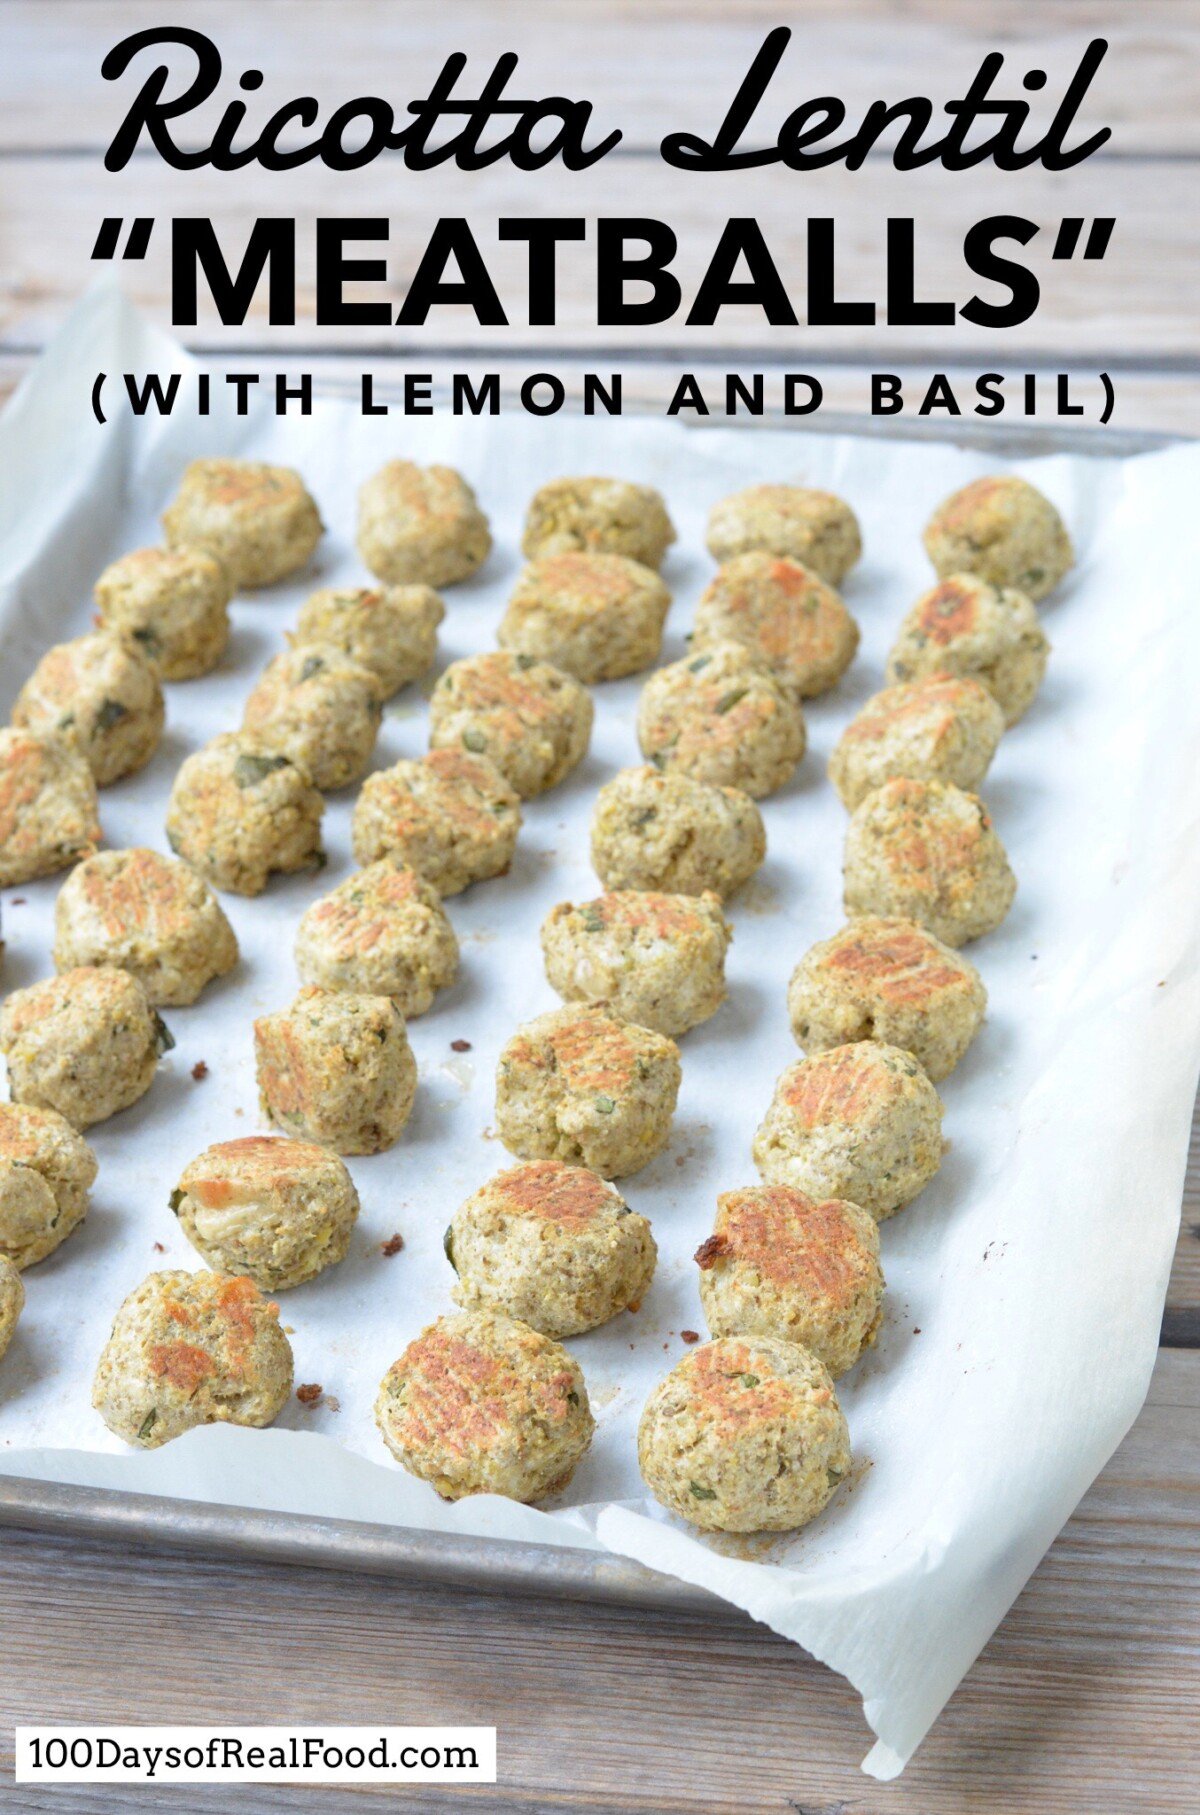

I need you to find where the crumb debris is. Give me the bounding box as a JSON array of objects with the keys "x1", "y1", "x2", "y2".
[
  {"x1": 296, "y1": 1383, "x2": 324, "y2": 1406},
  {"x1": 191, "y1": 1060, "x2": 209, "y2": 1081},
  {"x1": 450, "y1": 1038, "x2": 472, "y2": 1052},
  {"x1": 153, "y1": 1241, "x2": 165, "y2": 1253},
  {"x1": 681, "y1": 1329, "x2": 700, "y2": 1344},
  {"x1": 380, "y1": 1233, "x2": 405, "y2": 1257}
]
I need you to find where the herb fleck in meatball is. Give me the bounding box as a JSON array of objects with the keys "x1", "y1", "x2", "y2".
[{"x1": 242, "y1": 644, "x2": 382, "y2": 791}]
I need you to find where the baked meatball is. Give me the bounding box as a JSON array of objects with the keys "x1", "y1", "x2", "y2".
[
  {"x1": 638, "y1": 1335, "x2": 850, "y2": 1533},
  {"x1": 0, "y1": 967, "x2": 171, "y2": 1130},
  {"x1": 637, "y1": 641, "x2": 805, "y2": 798},
  {"x1": 94, "y1": 546, "x2": 232, "y2": 680},
  {"x1": 162, "y1": 458, "x2": 323, "y2": 588},
  {"x1": 0, "y1": 728, "x2": 100, "y2": 888},
  {"x1": 255, "y1": 985, "x2": 417, "y2": 1155},
  {"x1": 692, "y1": 554, "x2": 859, "y2": 699},
  {"x1": 753, "y1": 1042, "x2": 945, "y2": 1220},
  {"x1": 522, "y1": 477, "x2": 674, "y2": 569},
  {"x1": 92, "y1": 1269, "x2": 294, "y2": 1448},
  {"x1": 429, "y1": 652, "x2": 592, "y2": 799},
  {"x1": 498, "y1": 553, "x2": 671, "y2": 683},
  {"x1": 165, "y1": 732, "x2": 324, "y2": 896},
  {"x1": 242, "y1": 644, "x2": 382, "y2": 791},
  {"x1": 292, "y1": 583, "x2": 444, "y2": 697},
  {"x1": 0, "y1": 1102, "x2": 98, "y2": 1268},
  {"x1": 351, "y1": 750, "x2": 521, "y2": 895},
  {"x1": 172, "y1": 1135, "x2": 359, "y2": 1290},
  {"x1": 923, "y1": 475, "x2": 1072, "y2": 601},
  {"x1": 375, "y1": 1309, "x2": 594, "y2": 1502},
  {"x1": 295, "y1": 858, "x2": 458, "y2": 1016},
  {"x1": 53, "y1": 848, "x2": 238, "y2": 1006},
  {"x1": 885, "y1": 574, "x2": 1050, "y2": 727},
  {"x1": 843, "y1": 776, "x2": 1016, "y2": 946},
  {"x1": 787, "y1": 917, "x2": 986, "y2": 1082},
  {"x1": 541, "y1": 889, "x2": 731, "y2": 1037},
  {"x1": 590, "y1": 766, "x2": 765, "y2": 900},
  {"x1": 357, "y1": 460, "x2": 490, "y2": 587},
  {"x1": 706, "y1": 484, "x2": 861, "y2": 584},
  {"x1": 0, "y1": 1255, "x2": 22, "y2": 1364},
  {"x1": 496, "y1": 1006, "x2": 681, "y2": 1179},
  {"x1": 827, "y1": 673, "x2": 1005, "y2": 810},
  {"x1": 696, "y1": 1185, "x2": 883, "y2": 1377},
  {"x1": 12, "y1": 631, "x2": 164, "y2": 786},
  {"x1": 445, "y1": 1160, "x2": 656, "y2": 1337}
]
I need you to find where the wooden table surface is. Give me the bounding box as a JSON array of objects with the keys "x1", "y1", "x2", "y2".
[{"x1": 1, "y1": 5, "x2": 1198, "y2": 1810}]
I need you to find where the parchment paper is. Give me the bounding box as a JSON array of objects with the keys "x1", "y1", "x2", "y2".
[{"x1": 2, "y1": 286, "x2": 1198, "y2": 1776}]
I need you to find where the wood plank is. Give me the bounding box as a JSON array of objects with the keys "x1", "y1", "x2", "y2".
[
  {"x1": 4, "y1": 0, "x2": 1200, "y2": 156},
  {"x1": 0, "y1": 151, "x2": 1195, "y2": 361},
  {"x1": 0, "y1": 1350, "x2": 1195, "y2": 1812}
]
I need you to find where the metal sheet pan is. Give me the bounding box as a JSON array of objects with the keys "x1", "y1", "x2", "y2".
[{"x1": 0, "y1": 396, "x2": 1177, "y2": 1610}]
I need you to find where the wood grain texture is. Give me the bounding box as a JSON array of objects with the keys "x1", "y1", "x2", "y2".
[{"x1": 0, "y1": 1354, "x2": 1196, "y2": 1814}]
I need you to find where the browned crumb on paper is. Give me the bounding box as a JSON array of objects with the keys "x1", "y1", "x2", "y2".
[
  {"x1": 296, "y1": 1383, "x2": 324, "y2": 1406},
  {"x1": 380, "y1": 1233, "x2": 405, "y2": 1257},
  {"x1": 450, "y1": 1038, "x2": 472, "y2": 1052},
  {"x1": 191, "y1": 1060, "x2": 209, "y2": 1081},
  {"x1": 680, "y1": 1329, "x2": 701, "y2": 1344}
]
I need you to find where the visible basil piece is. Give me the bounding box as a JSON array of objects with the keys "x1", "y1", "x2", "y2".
[
  {"x1": 739, "y1": 1374, "x2": 760, "y2": 1389},
  {"x1": 299, "y1": 655, "x2": 325, "y2": 682},
  {"x1": 233, "y1": 752, "x2": 291, "y2": 788},
  {"x1": 168, "y1": 1187, "x2": 184, "y2": 1215},
  {"x1": 580, "y1": 908, "x2": 605, "y2": 933},
  {"x1": 827, "y1": 1468, "x2": 844, "y2": 1489},
  {"x1": 514, "y1": 653, "x2": 537, "y2": 671},
  {"x1": 95, "y1": 698, "x2": 129, "y2": 733},
  {"x1": 443, "y1": 1226, "x2": 457, "y2": 1271},
  {"x1": 131, "y1": 626, "x2": 162, "y2": 656},
  {"x1": 137, "y1": 1409, "x2": 158, "y2": 1442},
  {"x1": 462, "y1": 729, "x2": 487, "y2": 753},
  {"x1": 689, "y1": 1481, "x2": 717, "y2": 1501},
  {"x1": 631, "y1": 807, "x2": 657, "y2": 829},
  {"x1": 593, "y1": 1094, "x2": 615, "y2": 1114},
  {"x1": 688, "y1": 654, "x2": 712, "y2": 673},
  {"x1": 566, "y1": 1390, "x2": 579, "y2": 1406},
  {"x1": 153, "y1": 1012, "x2": 175, "y2": 1055},
  {"x1": 715, "y1": 687, "x2": 748, "y2": 714}
]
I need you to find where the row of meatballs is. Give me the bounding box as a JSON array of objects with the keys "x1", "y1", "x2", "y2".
[{"x1": 0, "y1": 455, "x2": 1071, "y2": 1536}]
